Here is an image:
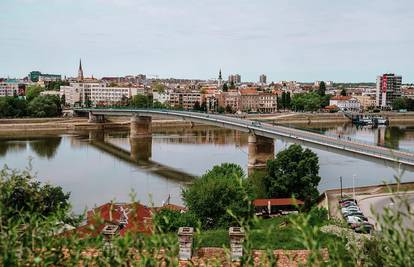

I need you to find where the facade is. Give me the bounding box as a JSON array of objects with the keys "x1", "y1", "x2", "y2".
[
  {"x1": 353, "y1": 95, "x2": 376, "y2": 110},
  {"x1": 28, "y1": 71, "x2": 61, "y2": 82},
  {"x1": 228, "y1": 74, "x2": 241, "y2": 84},
  {"x1": 0, "y1": 79, "x2": 25, "y2": 96},
  {"x1": 258, "y1": 92, "x2": 277, "y2": 113},
  {"x1": 219, "y1": 91, "x2": 240, "y2": 112},
  {"x1": 239, "y1": 89, "x2": 259, "y2": 112},
  {"x1": 259, "y1": 74, "x2": 267, "y2": 85},
  {"x1": 153, "y1": 91, "x2": 170, "y2": 104},
  {"x1": 376, "y1": 73, "x2": 402, "y2": 108},
  {"x1": 169, "y1": 91, "x2": 202, "y2": 110},
  {"x1": 329, "y1": 96, "x2": 361, "y2": 111},
  {"x1": 60, "y1": 81, "x2": 145, "y2": 106}
]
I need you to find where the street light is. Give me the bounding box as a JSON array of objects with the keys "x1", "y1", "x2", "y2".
[
  {"x1": 340, "y1": 176, "x2": 343, "y2": 198},
  {"x1": 353, "y1": 174, "x2": 356, "y2": 199}
]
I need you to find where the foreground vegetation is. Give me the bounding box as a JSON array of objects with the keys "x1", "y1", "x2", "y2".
[{"x1": 1, "y1": 144, "x2": 414, "y2": 265}]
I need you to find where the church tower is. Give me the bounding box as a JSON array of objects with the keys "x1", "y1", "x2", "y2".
[
  {"x1": 78, "y1": 59, "x2": 84, "y2": 81},
  {"x1": 218, "y1": 69, "x2": 223, "y2": 87}
]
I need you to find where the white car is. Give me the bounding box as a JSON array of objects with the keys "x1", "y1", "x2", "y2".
[
  {"x1": 341, "y1": 206, "x2": 360, "y2": 214},
  {"x1": 347, "y1": 215, "x2": 365, "y2": 224}
]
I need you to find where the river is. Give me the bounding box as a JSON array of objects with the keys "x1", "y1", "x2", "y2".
[{"x1": 0, "y1": 123, "x2": 413, "y2": 213}]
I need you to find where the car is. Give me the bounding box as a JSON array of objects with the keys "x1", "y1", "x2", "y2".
[
  {"x1": 341, "y1": 206, "x2": 360, "y2": 214},
  {"x1": 347, "y1": 215, "x2": 367, "y2": 224},
  {"x1": 340, "y1": 201, "x2": 357, "y2": 207},
  {"x1": 339, "y1": 198, "x2": 357, "y2": 204},
  {"x1": 354, "y1": 223, "x2": 374, "y2": 234},
  {"x1": 343, "y1": 211, "x2": 365, "y2": 218}
]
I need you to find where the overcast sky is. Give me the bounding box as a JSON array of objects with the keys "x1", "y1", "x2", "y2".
[{"x1": 1, "y1": 0, "x2": 414, "y2": 82}]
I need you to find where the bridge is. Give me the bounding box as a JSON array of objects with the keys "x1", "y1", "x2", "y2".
[{"x1": 74, "y1": 108, "x2": 414, "y2": 170}]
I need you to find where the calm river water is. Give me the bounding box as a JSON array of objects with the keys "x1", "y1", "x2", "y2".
[{"x1": 0, "y1": 123, "x2": 413, "y2": 213}]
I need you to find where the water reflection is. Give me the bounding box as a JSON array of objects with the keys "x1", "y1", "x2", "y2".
[
  {"x1": 0, "y1": 141, "x2": 27, "y2": 157},
  {"x1": 29, "y1": 137, "x2": 62, "y2": 159}
]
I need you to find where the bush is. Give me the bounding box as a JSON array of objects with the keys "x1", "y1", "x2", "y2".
[
  {"x1": 153, "y1": 209, "x2": 199, "y2": 233},
  {"x1": 27, "y1": 95, "x2": 61, "y2": 117},
  {"x1": 0, "y1": 97, "x2": 28, "y2": 118},
  {"x1": 182, "y1": 163, "x2": 253, "y2": 229}
]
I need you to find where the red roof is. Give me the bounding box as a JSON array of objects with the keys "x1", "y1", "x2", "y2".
[
  {"x1": 69, "y1": 202, "x2": 153, "y2": 237},
  {"x1": 330, "y1": 96, "x2": 352, "y2": 101},
  {"x1": 239, "y1": 89, "x2": 258, "y2": 95},
  {"x1": 253, "y1": 198, "x2": 304, "y2": 207}
]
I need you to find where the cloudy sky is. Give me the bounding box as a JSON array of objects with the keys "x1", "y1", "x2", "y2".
[{"x1": 1, "y1": 0, "x2": 413, "y2": 82}]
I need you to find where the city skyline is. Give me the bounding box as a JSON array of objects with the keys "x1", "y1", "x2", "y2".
[{"x1": 1, "y1": 0, "x2": 414, "y2": 82}]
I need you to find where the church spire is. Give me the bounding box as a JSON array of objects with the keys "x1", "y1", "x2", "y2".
[
  {"x1": 78, "y1": 59, "x2": 84, "y2": 81},
  {"x1": 218, "y1": 68, "x2": 223, "y2": 87}
]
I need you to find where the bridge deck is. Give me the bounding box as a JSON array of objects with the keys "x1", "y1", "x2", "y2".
[{"x1": 75, "y1": 108, "x2": 414, "y2": 167}]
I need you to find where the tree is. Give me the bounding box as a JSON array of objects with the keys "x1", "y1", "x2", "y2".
[
  {"x1": 0, "y1": 97, "x2": 28, "y2": 118},
  {"x1": 153, "y1": 82, "x2": 166, "y2": 93},
  {"x1": 225, "y1": 104, "x2": 233, "y2": 113},
  {"x1": 130, "y1": 94, "x2": 152, "y2": 108},
  {"x1": 318, "y1": 81, "x2": 326, "y2": 96},
  {"x1": 222, "y1": 83, "x2": 228, "y2": 92},
  {"x1": 285, "y1": 92, "x2": 291, "y2": 109},
  {"x1": 291, "y1": 92, "x2": 321, "y2": 112},
  {"x1": 229, "y1": 81, "x2": 236, "y2": 90},
  {"x1": 340, "y1": 88, "x2": 347, "y2": 96},
  {"x1": 27, "y1": 95, "x2": 61, "y2": 118},
  {"x1": 193, "y1": 101, "x2": 201, "y2": 111},
  {"x1": 25, "y1": 85, "x2": 43, "y2": 102},
  {"x1": 263, "y1": 144, "x2": 321, "y2": 208},
  {"x1": 392, "y1": 97, "x2": 408, "y2": 110},
  {"x1": 0, "y1": 166, "x2": 71, "y2": 222},
  {"x1": 182, "y1": 163, "x2": 253, "y2": 229}
]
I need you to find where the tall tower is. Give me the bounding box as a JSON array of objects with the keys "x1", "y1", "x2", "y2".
[
  {"x1": 218, "y1": 69, "x2": 223, "y2": 87},
  {"x1": 78, "y1": 59, "x2": 84, "y2": 81}
]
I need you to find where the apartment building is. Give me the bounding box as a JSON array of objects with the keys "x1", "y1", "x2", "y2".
[
  {"x1": 219, "y1": 91, "x2": 240, "y2": 112},
  {"x1": 238, "y1": 89, "x2": 277, "y2": 113},
  {"x1": 329, "y1": 96, "x2": 361, "y2": 111},
  {"x1": 0, "y1": 79, "x2": 25, "y2": 96},
  {"x1": 169, "y1": 91, "x2": 202, "y2": 110},
  {"x1": 353, "y1": 95, "x2": 376, "y2": 111},
  {"x1": 376, "y1": 73, "x2": 402, "y2": 108}
]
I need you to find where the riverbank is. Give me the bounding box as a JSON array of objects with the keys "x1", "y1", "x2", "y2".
[
  {"x1": 249, "y1": 111, "x2": 414, "y2": 125},
  {"x1": 0, "y1": 116, "x2": 195, "y2": 132}
]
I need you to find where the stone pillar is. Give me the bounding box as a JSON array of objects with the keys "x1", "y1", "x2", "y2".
[
  {"x1": 130, "y1": 115, "x2": 152, "y2": 138},
  {"x1": 229, "y1": 227, "x2": 245, "y2": 261},
  {"x1": 248, "y1": 133, "x2": 274, "y2": 170},
  {"x1": 178, "y1": 227, "x2": 194, "y2": 260},
  {"x1": 88, "y1": 112, "x2": 105, "y2": 123},
  {"x1": 130, "y1": 136, "x2": 152, "y2": 162}
]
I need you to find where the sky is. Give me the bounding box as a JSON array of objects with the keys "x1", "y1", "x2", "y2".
[{"x1": 1, "y1": 0, "x2": 414, "y2": 82}]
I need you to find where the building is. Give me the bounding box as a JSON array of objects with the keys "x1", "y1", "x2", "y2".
[
  {"x1": 239, "y1": 88, "x2": 259, "y2": 112},
  {"x1": 78, "y1": 59, "x2": 84, "y2": 81},
  {"x1": 217, "y1": 69, "x2": 223, "y2": 87},
  {"x1": 259, "y1": 74, "x2": 267, "y2": 85},
  {"x1": 60, "y1": 81, "x2": 145, "y2": 107},
  {"x1": 228, "y1": 74, "x2": 241, "y2": 84},
  {"x1": 219, "y1": 91, "x2": 240, "y2": 112},
  {"x1": 169, "y1": 91, "x2": 202, "y2": 110},
  {"x1": 376, "y1": 73, "x2": 402, "y2": 108},
  {"x1": 153, "y1": 91, "x2": 170, "y2": 104},
  {"x1": 353, "y1": 95, "x2": 376, "y2": 111},
  {"x1": 0, "y1": 79, "x2": 25, "y2": 96},
  {"x1": 258, "y1": 91, "x2": 278, "y2": 113},
  {"x1": 28, "y1": 71, "x2": 61, "y2": 82},
  {"x1": 329, "y1": 96, "x2": 361, "y2": 111}
]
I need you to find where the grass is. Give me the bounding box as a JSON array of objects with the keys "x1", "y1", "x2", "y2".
[{"x1": 188, "y1": 216, "x2": 342, "y2": 250}]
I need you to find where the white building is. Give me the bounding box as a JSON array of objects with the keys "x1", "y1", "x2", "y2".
[
  {"x1": 153, "y1": 91, "x2": 170, "y2": 104},
  {"x1": 60, "y1": 81, "x2": 145, "y2": 106},
  {"x1": 329, "y1": 96, "x2": 361, "y2": 111}
]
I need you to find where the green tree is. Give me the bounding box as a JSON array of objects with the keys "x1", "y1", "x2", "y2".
[
  {"x1": 130, "y1": 94, "x2": 153, "y2": 108},
  {"x1": 318, "y1": 81, "x2": 326, "y2": 96},
  {"x1": 0, "y1": 97, "x2": 28, "y2": 118},
  {"x1": 225, "y1": 104, "x2": 233, "y2": 113},
  {"x1": 340, "y1": 88, "x2": 347, "y2": 96},
  {"x1": 222, "y1": 83, "x2": 228, "y2": 92},
  {"x1": 27, "y1": 95, "x2": 61, "y2": 118},
  {"x1": 263, "y1": 144, "x2": 321, "y2": 208},
  {"x1": 193, "y1": 101, "x2": 201, "y2": 111},
  {"x1": 152, "y1": 82, "x2": 166, "y2": 93},
  {"x1": 0, "y1": 166, "x2": 71, "y2": 222},
  {"x1": 229, "y1": 81, "x2": 236, "y2": 90},
  {"x1": 285, "y1": 92, "x2": 291, "y2": 109},
  {"x1": 392, "y1": 97, "x2": 408, "y2": 110},
  {"x1": 25, "y1": 85, "x2": 43, "y2": 102},
  {"x1": 182, "y1": 163, "x2": 253, "y2": 229}
]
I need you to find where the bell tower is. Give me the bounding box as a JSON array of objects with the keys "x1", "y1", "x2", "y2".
[{"x1": 78, "y1": 59, "x2": 84, "y2": 81}]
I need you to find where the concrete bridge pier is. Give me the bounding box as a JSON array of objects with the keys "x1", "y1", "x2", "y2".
[
  {"x1": 89, "y1": 130, "x2": 105, "y2": 141},
  {"x1": 130, "y1": 115, "x2": 152, "y2": 138},
  {"x1": 130, "y1": 114, "x2": 152, "y2": 161},
  {"x1": 88, "y1": 112, "x2": 106, "y2": 123},
  {"x1": 248, "y1": 133, "x2": 275, "y2": 174}
]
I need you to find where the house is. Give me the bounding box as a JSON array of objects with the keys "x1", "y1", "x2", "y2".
[{"x1": 329, "y1": 96, "x2": 361, "y2": 111}]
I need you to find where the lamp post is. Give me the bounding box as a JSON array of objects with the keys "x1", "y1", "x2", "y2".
[
  {"x1": 353, "y1": 174, "x2": 356, "y2": 199},
  {"x1": 340, "y1": 176, "x2": 343, "y2": 198}
]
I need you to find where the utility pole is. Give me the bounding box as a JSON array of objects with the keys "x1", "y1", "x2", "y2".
[
  {"x1": 353, "y1": 174, "x2": 356, "y2": 199},
  {"x1": 340, "y1": 176, "x2": 343, "y2": 198}
]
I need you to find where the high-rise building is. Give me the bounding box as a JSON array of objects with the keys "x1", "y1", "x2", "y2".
[
  {"x1": 228, "y1": 74, "x2": 241, "y2": 84},
  {"x1": 259, "y1": 74, "x2": 267, "y2": 85},
  {"x1": 375, "y1": 73, "x2": 402, "y2": 108}
]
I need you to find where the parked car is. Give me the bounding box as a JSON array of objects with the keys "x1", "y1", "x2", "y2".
[
  {"x1": 341, "y1": 206, "x2": 360, "y2": 214},
  {"x1": 343, "y1": 211, "x2": 365, "y2": 218},
  {"x1": 347, "y1": 215, "x2": 368, "y2": 224},
  {"x1": 339, "y1": 197, "x2": 357, "y2": 204},
  {"x1": 354, "y1": 223, "x2": 374, "y2": 234},
  {"x1": 340, "y1": 201, "x2": 357, "y2": 207}
]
